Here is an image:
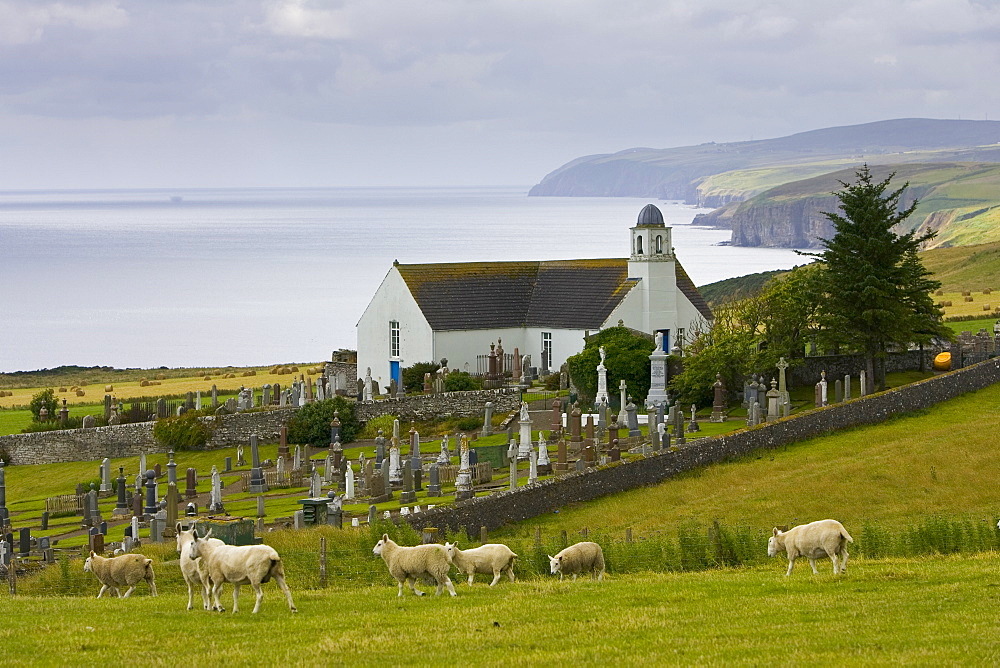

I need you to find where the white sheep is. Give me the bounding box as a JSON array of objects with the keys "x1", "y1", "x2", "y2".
[
  {"x1": 548, "y1": 541, "x2": 605, "y2": 581},
  {"x1": 372, "y1": 534, "x2": 457, "y2": 597},
  {"x1": 444, "y1": 542, "x2": 517, "y2": 586},
  {"x1": 767, "y1": 519, "x2": 854, "y2": 576},
  {"x1": 175, "y1": 523, "x2": 222, "y2": 611},
  {"x1": 83, "y1": 551, "x2": 158, "y2": 598},
  {"x1": 188, "y1": 529, "x2": 297, "y2": 614}
]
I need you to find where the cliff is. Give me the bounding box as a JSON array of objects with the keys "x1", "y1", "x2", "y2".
[
  {"x1": 695, "y1": 162, "x2": 1000, "y2": 249},
  {"x1": 529, "y1": 118, "x2": 1000, "y2": 201}
]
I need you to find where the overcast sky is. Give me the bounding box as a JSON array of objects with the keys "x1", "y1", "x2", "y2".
[{"x1": 1, "y1": 0, "x2": 998, "y2": 189}]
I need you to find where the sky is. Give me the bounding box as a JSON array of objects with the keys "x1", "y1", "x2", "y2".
[{"x1": 1, "y1": 0, "x2": 998, "y2": 189}]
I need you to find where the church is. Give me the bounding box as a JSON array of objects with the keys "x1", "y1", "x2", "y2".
[{"x1": 356, "y1": 204, "x2": 713, "y2": 390}]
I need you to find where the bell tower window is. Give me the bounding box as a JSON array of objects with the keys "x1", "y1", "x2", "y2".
[
  {"x1": 655, "y1": 235, "x2": 663, "y2": 253},
  {"x1": 636, "y1": 235, "x2": 643, "y2": 254}
]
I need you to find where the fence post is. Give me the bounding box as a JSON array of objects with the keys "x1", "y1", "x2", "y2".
[
  {"x1": 534, "y1": 526, "x2": 542, "y2": 547},
  {"x1": 625, "y1": 528, "x2": 632, "y2": 543},
  {"x1": 319, "y1": 537, "x2": 327, "y2": 588},
  {"x1": 581, "y1": 527, "x2": 588, "y2": 539},
  {"x1": 560, "y1": 530, "x2": 568, "y2": 548},
  {"x1": 480, "y1": 526, "x2": 488, "y2": 544},
  {"x1": 8, "y1": 561, "x2": 15, "y2": 595}
]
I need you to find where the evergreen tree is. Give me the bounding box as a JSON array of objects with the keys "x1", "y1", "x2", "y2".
[{"x1": 805, "y1": 165, "x2": 948, "y2": 390}]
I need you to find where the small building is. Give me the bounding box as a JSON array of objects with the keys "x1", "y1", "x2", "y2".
[{"x1": 356, "y1": 204, "x2": 713, "y2": 390}]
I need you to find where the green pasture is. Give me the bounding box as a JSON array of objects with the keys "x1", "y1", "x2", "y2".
[{"x1": 2, "y1": 551, "x2": 999, "y2": 665}]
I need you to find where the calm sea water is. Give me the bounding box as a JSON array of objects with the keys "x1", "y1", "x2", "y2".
[{"x1": 0, "y1": 187, "x2": 807, "y2": 372}]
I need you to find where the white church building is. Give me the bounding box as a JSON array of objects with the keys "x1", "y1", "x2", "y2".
[{"x1": 356, "y1": 204, "x2": 713, "y2": 390}]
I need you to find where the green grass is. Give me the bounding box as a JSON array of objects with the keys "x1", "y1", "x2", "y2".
[{"x1": 2, "y1": 553, "x2": 999, "y2": 665}]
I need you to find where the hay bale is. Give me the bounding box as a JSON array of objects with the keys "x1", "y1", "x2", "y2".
[
  {"x1": 962, "y1": 290, "x2": 971, "y2": 296},
  {"x1": 204, "y1": 375, "x2": 212, "y2": 380},
  {"x1": 154, "y1": 373, "x2": 166, "y2": 380},
  {"x1": 104, "y1": 384, "x2": 114, "y2": 392},
  {"x1": 935, "y1": 289, "x2": 943, "y2": 296},
  {"x1": 985, "y1": 305, "x2": 992, "y2": 311},
  {"x1": 965, "y1": 296, "x2": 974, "y2": 302},
  {"x1": 985, "y1": 288, "x2": 993, "y2": 295},
  {"x1": 76, "y1": 390, "x2": 86, "y2": 397},
  {"x1": 140, "y1": 380, "x2": 149, "y2": 387}
]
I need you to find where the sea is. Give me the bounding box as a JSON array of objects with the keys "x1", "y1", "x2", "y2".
[{"x1": 0, "y1": 186, "x2": 808, "y2": 373}]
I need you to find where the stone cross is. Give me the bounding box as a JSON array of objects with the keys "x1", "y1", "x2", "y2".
[
  {"x1": 617, "y1": 380, "x2": 628, "y2": 427},
  {"x1": 455, "y1": 434, "x2": 473, "y2": 499},
  {"x1": 345, "y1": 461, "x2": 355, "y2": 500},
  {"x1": 99, "y1": 458, "x2": 111, "y2": 493}
]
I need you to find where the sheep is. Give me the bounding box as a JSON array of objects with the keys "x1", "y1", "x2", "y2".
[
  {"x1": 372, "y1": 534, "x2": 457, "y2": 597},
  {"x1": 83, "y1": 551, "x2": 158, "y2": 598},
  {"x1": 187, "y1": 529, "x2": 297, "y2": 614},
  {"x1": 548, "y1": 541, "x2": 605, "y2": 581},
  {"x1": 767, "y1": 519, "x2": 854, "y2": 576},
  {"x1": 444, "y1": 542, "x2": 517, "y2": 586},
  {"x1": 175, "y1": 522, "x2": 222, "y2": 611}
]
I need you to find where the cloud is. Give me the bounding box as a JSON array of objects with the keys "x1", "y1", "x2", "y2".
[{"x1": 0, "y1": 0, "x2": 127, "y2": 45}]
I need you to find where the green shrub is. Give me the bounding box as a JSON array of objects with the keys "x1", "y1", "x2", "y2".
[
  {"x1": 455, "y1": 417, "x2": 481, "y2": 431},
  {"x1": 358, "y1": 414, "x2": 396, "y2": 440},
  {"x1": 444, "y1": 372, "x2": 481, "y2": 392},
  {"x1": 153, "y1": 412, "x2": 214, "y2": 450},
  {"x1": 402, "y1": 361, "x2": 440, "y2": 393},
  {"x1": 287, "y1": 397, "x2": 359, "y2": 447},
  {"x1": 542, "y1": 372, "x2": 561, "y2": 391},
  {"x1": 29, "y1": 388, "x2": 58, "y2": 422}
]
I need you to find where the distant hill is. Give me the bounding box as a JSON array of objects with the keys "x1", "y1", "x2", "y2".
[
  {"x1": 694, "y1": 162, "x2": 1000, "y2": 249},
  {"x1": 529, "y1": 119, "x2": 1000, "y2": 202},
  {"x1": 696, "y1": 239, "x2": 1000, "y2": 304}
]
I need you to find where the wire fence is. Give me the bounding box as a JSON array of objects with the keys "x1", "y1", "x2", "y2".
[{"x1": 6, "y1": 514, "x2": 1000, "y2": 597}]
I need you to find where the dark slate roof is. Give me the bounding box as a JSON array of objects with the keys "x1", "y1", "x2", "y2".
[{"x1": 396, "y1": 258, "x2": 713, "y2": 331}]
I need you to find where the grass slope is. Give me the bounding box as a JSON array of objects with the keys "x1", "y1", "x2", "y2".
[{"x1": 495, "y1": 383, "x2": 1000, "y2": 538}]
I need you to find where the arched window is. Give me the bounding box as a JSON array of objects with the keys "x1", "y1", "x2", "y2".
[
  {"x1": 655, "y1": 235, "x2": 663, "y2": 253},
  {"x1": 636, "y1": 235, "x2": 643, "y2": 254}
]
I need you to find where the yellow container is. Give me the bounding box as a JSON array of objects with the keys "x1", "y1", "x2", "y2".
[{"x1": 933, "y1": 352, "x2": 951, "y2": 371}]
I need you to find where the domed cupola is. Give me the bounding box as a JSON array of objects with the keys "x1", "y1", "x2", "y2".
[
  {"x1": 636, "y1": 203, "x2": 665, "y2": 228},
  {"x1": 630, "y1": 204, "x2": 672, "y2": 261}
]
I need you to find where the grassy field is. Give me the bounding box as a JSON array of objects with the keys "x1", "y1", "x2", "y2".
[
  {"x1": 0, "y1": 363, "x2": 324, "y2": 410},
  {"x1": 1, "y1": 553, "x2": 998, "y2": 665}
]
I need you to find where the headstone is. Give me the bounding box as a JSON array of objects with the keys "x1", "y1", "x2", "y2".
[
  {"x1": 167, "y1": 450, "x2": 177, "y2": 485},
  {"x1": 537, "y1": 434, "x2": 552, "y2": 475},
  {"x1": 278, "y1": 426, "x2": 290, "y2": 459},
  {"x1": 309, "y1": 467, "x2": 322, "y2": 498},
  {"x1": 517, "y1": 401, "x2": 533, "y2": 460},
  {"x1": 427, "y1": 464, "x2": 441, "y2": 497},
  {"x1": 528, "y1": 447, "x2": 538, "y2": 485},
  {"x1": 345, "y1": 462, "x2": 355, "y2": 500},
  {"x1": 835, "y1": 379, "x2": 843, "y2": 403},
  {"x1": 236, "y1": 445, "x2": 245, "y2": 467},
  {"x1": 844, "y1": 374, "x2": 852, "y2": 401},
  {"x1": 208, "y1": 466, "x2": 225, "y2": 514},
  {"x1": 375, "y1": 430, "x2": 387, "y2": 467},
  {"x1": 455, "y1": 434, "x2": 473, "y2": 500},
  {"x1": 164, "y1": 483, "x2": 179, "y2": 538},
  {"x1": 388, "y1": 437, "x2": 403, "y2": 486},
  {"x1": 481, "y1": 402, "x2": 494, "y2": 437},
  {"x1": 766, "y1": 379, "x2": 780, "y2": 422},
  {"x1": 113, "y1": 467, "x2": 129, "y2": 516},
  {"x1": 508, "y1": 440, "x2": 519, "y2": 490},
  {"x1": 409, "y1": 427, "x2": 422, "y2": 472},
  {"x1": 710, "y1": 374, "x2": 727, "y2": 422},
  {"x1": 820, "y1": 371, "x2": 828, "y2": 406},
  {"x1": 609, "y1": 439, "x2": 621, "y2": 462},
  {"x1": 625, "y1": 399, "x2": 641, "y2": 437},
  {"x1": 860, "y1": 370, "x2": 868, "y2": 397},
  {"x1": 550, "y1": 399, "x2": 562, "y2": 438},
  {"x1": 686, "y1": 404, "x2": 700, "y2": 432},
  {"x1": 185, "y1": 468, "x2": 197, "y2": 499},
  {"x1": 594, "y1": 346, "x2": 610, "y2": 405},
  {"x1": 132, "y1": 491, "x2": 143, "y2": 519},
  {"x1": 400, "y1": 466, "x2": 416, "y2": 503},
  {"x1": 646, "y1": 334, "x2": 669, "y2": 408},
  {"x1": 99, "y1": 458, "x2": 111, "y2": 493},
  {"x1": 211, "y1": 384, "x2": 219, "y2": 408},
  {"x1": 437, "y1": 434, "x2": 450, "y2": 465}
]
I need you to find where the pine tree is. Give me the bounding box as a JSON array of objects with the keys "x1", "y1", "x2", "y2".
[{"x1": 806, "y1": 165, "x2": 948, "y2": 390}]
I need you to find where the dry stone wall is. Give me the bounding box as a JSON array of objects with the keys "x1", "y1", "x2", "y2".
[
  {"x1": 355, "y1": 388, "x2": 520, "y2": 423},
  {"x1": 407, "y1": 358, "x2": 1000, "y2": 536},
  {"x1": 0, "y1": 389, "x2": 514, "y2": 465}
]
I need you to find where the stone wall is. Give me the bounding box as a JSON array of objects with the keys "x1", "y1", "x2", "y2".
[
  {"x1": 355, "y1": 388, "x2": 520, "y2": 423},
  {"x1": 0, "y1": 389, "x2": 518, "y2": 465},
  {"x1": 787, "y1": 349, "x2": 937, "y2": 387},
  {"x1": 406, "y1": 358, "x2": 1000, "y2": 535}
]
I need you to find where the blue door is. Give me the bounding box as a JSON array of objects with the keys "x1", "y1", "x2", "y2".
[{"x1": 390, "y1": 360, "x2": 401, "y2": 389}]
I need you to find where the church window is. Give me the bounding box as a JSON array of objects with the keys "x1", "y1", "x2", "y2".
[
  {"x1": 389, "y1": 320, "x2": 400, "y2": 357},
  {"x1": 636, "y1": 235, "x2": 644, "y2": 254},
  {"x1": 542, "y1": 332, "x2": 552, "y2": 370},
  {"x1": 655, "y1": 235, "x2": 663, "y2": 253}
]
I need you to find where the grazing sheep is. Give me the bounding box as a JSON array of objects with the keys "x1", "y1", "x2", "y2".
[
  {"x1": 372, "y1": 534, "x2": 457, "y2": 597},
  {"x1": 83, "y1": 552, "x2": 158, "y2": 598},
  {"x1": 444, "y1": 542, "x2": 518, "y2": 586},
  {"x1": 548, "y1": 541, "x2": 605, "y2": 581},
  {"x1": 188, "y1": 529, "x2": 297, "y2": 614},
  {"x1": 767, "y1": 519, "x2": 854, "y2": 576},
  {"x1": 175, "y1": 523, "x2": 222, "y2": 611}
]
